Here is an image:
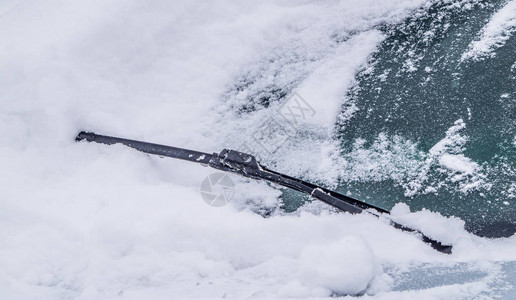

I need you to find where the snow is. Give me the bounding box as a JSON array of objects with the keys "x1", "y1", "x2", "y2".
[
  {"x1": 295, "y1": 30, "x2": 385, "y2": 129},
  {"x1": 461, "y1": 0, "x2": 516, "y2": 61},
  {"x1": 0, "y1": 0, "x2": 515, "y2": 299},
  {"x1": 438, "y1": 154, "x2": 477, "y2": 174},
  {"x1": 300, "y1": 119, "x2": 488, "y2": 198},
  {"x1": 298, "y1": 236, "x2": 381, "y2": 296}
]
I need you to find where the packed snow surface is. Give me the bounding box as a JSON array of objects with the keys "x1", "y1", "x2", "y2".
[{"x1": 0, "y1": 0, "x2": 515, "y2": 299}]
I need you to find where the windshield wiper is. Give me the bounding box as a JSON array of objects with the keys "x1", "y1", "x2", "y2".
[{"x1": 76, "y1": 131, "x2": 452, "y2": 254}]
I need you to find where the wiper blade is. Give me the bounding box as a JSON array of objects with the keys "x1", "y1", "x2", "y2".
[{"x1": 76, "y1": 131, "x2": 452, "y2": 254}]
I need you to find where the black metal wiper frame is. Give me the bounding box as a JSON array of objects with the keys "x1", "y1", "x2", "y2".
[{"x1": 76, "y1": 131, "x2": 452, "y2": 254}]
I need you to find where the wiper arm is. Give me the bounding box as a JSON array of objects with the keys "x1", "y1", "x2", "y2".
[{"x1": 76, "y1": 131, "x2": 452, "y2": 254}]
